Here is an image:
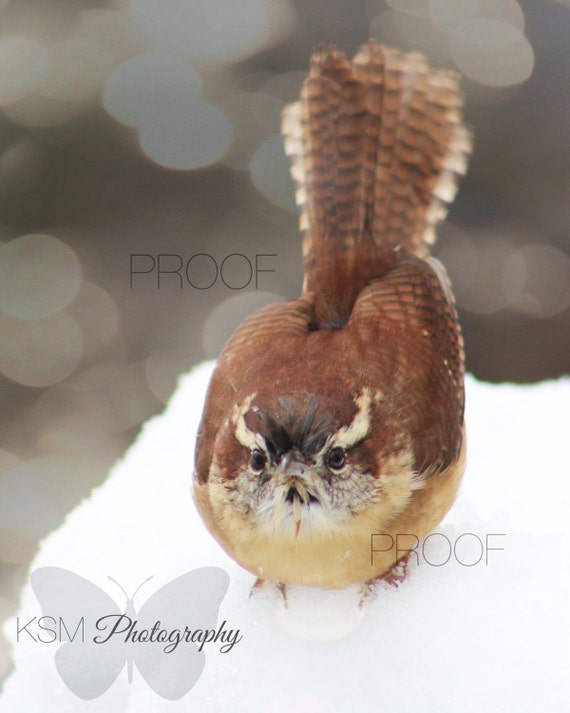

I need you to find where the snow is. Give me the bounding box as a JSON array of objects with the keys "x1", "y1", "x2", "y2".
[{"x1": 2, "y1": 361, "x2": 569, "y2": 712}]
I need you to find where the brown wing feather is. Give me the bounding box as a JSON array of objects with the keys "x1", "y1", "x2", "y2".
[{"x1": 348, "y1": 256, "x2": 464, "y2": 474}]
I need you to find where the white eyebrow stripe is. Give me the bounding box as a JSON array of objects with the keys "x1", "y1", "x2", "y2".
[
  {"x1": 333, "y1": 388, "x2": 383, "y2": 449},
  {"x1": 231, "y1": 394, "x2": 263, "y2": 451},
  {"x1": 232, "y1": 388, "x2": 383, "y2": 455}
]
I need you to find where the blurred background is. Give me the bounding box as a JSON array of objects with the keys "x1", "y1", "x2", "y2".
[{"x1": 0, "y1": 0, "x2": 569, "y2": 682}]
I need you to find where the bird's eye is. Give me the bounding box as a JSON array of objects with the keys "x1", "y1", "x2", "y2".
[
  {"x1": 327, "y1": 447, "x2": 346, "y2": 470},
  {"x1": 250, "y1": 449, "x2": 267, "y2": 472}
]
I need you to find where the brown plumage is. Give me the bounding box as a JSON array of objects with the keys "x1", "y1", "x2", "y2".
[
  {"x1": 193, "y1": 41, "x2": 472, "y2": 590},
  {"x1": 282, "y1": 41, "x2": 471, "y2": 325}
]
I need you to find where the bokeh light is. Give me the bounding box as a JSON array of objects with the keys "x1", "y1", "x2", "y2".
[
  {"x1": 0, "y1": 528, "x2": 38, "y2": 565},
  {"x1": 66, "y1": 281, "x2": 120, "y2": 357},
  {"x1": 436, "y1": 224, "x2": 479, "y2": 299},
  {"x1": 146, "y1": 347, "x2": 195, "y2": 404},
  {"x1": 67, "y1": 336, "x2": 127, "y2": 392},
  {"x1": 369, "y1": 0, "x2": 534, "y2": 90},
  {"x1": 0, "y1": 5, "x2": 145, "y2": 129},
  {"x1": 450, "y1": 19, "x2": 534, "y2": 86},
  {"x1": 0, "y1": 234, "x2": 82, "y2": 320},
  {"x1": 250, "y1": 134, "x2": 297, "y2": 212},
  {"x1": 40, "y1": 37, "x2": 113, "y2": 103},
  {"x1": 0, "y1": 311, "x2": 83, "y2": 387},
  {"x1": 0, "y1": 0, "x2": 78, "y2": 42},
  {"x1": 131, "y1": 0, "x2": 296, "y2": 63},
  {"x1": 76, "y1": 7, "x2": 146, "y2": 63},
  {"x1": 502, "y1": 244, "x2": 570, "y2": 318},
  {"x1": 0, "y1": 36, "x2": 48, "y2": 106},
  {"x1": 29, "y1": 385, "x2": 116, "y2": 454},
  {"x1": 452, "y1": 233, "x2": 515, "y2": 314},
  {"x1": 2, "y1": 91, "x2": 83, "y2": 128},
  {"x1": 139, "y1": 98, "x2": 232, "y2": 170},
  {"x1": 218, "y1": 73, "x2": 306, "y2": 174},
  {"x1": 0, "y1": 457, "x2": 100, "y2": 555},
  {"x1": 0, "y1": 460, "x2": 61, "y2": 542},
  {"x1": 102, "y1": 361, "x2": 161, "y2": 434},
  {"x1": 0, "y1": 609, "x2": 13, "y2": 680},
  {"x1": 103, "y1": 52, "x2": 202, "y2": 128},
  {"x1": 219, "y1": 92, "x2": 282, "y2": 171},
  {"x1": 429, "y1": 0, "x2": 525, "y2": 34},
  {"x1": 103, "y1": 52, "x2": 232, "y2": 170},
  {"x1": 446, "y1": 231, "x2": 570, "y2": 320},
  {"x1": 369, "y1": 7, "x2": 450, "y2": 63},
  {"x1": 0, "y1": 140, "x2": 44, "y2": 200}
]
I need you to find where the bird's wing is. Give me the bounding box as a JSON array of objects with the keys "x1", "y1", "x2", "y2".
[{"x1": 348, "y1": 255, "x2": 465, "y2": 474}]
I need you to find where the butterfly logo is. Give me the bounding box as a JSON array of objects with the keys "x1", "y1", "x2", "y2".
[{"x1": 30, "y1": 566, "x2": 230, "y2": 700}]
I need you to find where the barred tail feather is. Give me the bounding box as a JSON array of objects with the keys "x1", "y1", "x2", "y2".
[{"x1": 281, "y1": 40, "x2": 472, "y2": 324}]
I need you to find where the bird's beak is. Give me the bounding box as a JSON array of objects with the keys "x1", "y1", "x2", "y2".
[
  {"x1": 273, "y1": 453, "x2": 316, "y2": 536},
  {"x1": 275, "y1": 452, "x2": 307, "y2": 479}
]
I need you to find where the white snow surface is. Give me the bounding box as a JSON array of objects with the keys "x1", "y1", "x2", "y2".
[{"x1": 2, "y1": 362, "x2": 570, "y2": 712}]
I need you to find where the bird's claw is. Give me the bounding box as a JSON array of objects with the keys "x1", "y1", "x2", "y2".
[
  {"x1": 359, "y1": 552, "x2": 412, "y2": 607},
  {"x1": 249, "y1": 578, "x2": 289, "y2": 607}
]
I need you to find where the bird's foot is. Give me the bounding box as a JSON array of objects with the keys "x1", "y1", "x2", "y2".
[
  {"x1": 249, "y1": 578, "x2": 288, "y2": 607},
  {"x1": 359, "y1": 552, "x2": 412, "y2": 607}
]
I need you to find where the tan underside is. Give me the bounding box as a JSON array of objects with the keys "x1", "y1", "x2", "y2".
[{"x1": 193, "y1": 427, "x2": 466, "y2": 588}]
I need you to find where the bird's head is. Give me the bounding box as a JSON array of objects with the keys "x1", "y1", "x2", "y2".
[{"x1": 207, "y1": 387, "x2": 416, "y2": 538}]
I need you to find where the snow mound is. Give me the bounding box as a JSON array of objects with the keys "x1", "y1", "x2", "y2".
[{"x1": 2, "y1": 362, "x2": 569, "y2": 712}]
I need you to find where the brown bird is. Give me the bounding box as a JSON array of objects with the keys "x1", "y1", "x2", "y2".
[{"x1": 193, "y1": 41, "x2": 472, "y2": 591}]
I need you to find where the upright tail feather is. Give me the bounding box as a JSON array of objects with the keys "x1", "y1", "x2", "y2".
[{"x1": 282, "y1": 41, "x2": 472, "y2": 326}]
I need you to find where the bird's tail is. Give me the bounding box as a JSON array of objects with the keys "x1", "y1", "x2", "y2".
[{"x1": 282, "y1": 41, "x2": 472, "y2": 326}]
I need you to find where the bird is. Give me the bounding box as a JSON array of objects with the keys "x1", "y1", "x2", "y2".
[{"x1": 193, "y1": 40, "x2": 472, "y2": 592}]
